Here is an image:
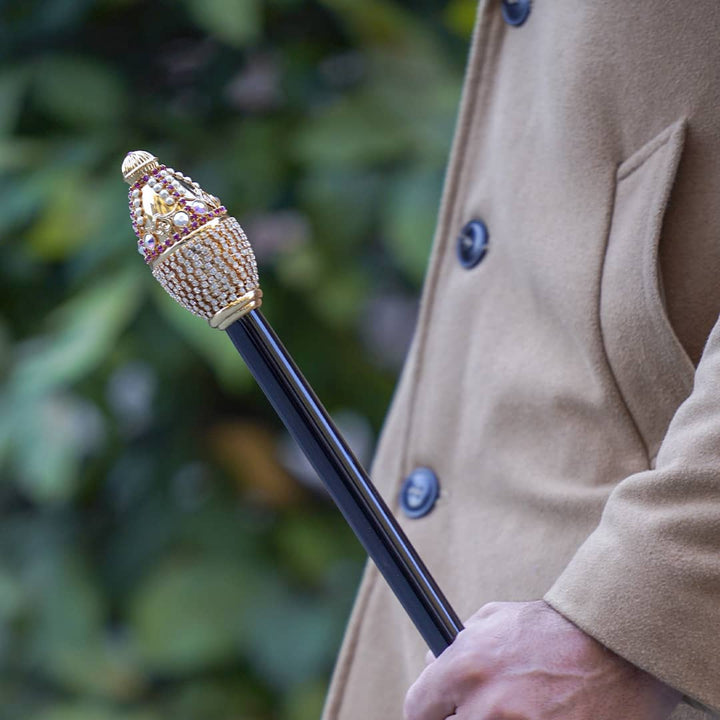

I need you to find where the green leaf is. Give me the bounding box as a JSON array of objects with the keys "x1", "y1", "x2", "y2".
[
  {"x1": 10, "y1": 268, "x2": 142, "y2": 397},
  {"x1": 298, "y1": 170, "x2": 381, "y2": 250},
  {"x1": 159, "y1": 679, "x2": 267, "y2": 720},
  {"x1": 0, "y1": 68, "x2": 29, "y2": 136},
  {"x1": 6, "y1": 393, "x2": 103, "y2": 503},
  {"x1": 28, "y1": 553, "x2": 143, "y2": 699},
  {"x1": 292, "y1": 94, "x2": 410, "y2": 169},
  {"x1": 25, "y1": 172, "x2": 98, "y2": 259},
  {"x1": 182, "y1": 0, "x2": 261, "y2": 47},
  {"x1": 0, "y1": 170, "x2": 50, "y2": 235},
  {"x1": 274, "y1": 245, "x2": 323, "y2": 291},
  {"x1": 244, "y1": 577, "x2": 337, "y2": 689},
  {"x1": 0, "y1": 567, "x2": 25, "y2": 621},
  {"x1": 282, "y1": 681, "x2": 329, "y2": 720},
  {"x1": 317, "y1": 0, "x2": 419, "y2": 48},
  {"x1": 130, "y1": 557, "x2": 257, "y2": 673},
  {"x1": 32, "y1": 56, "x2": 127, "y2": 128},
  {"x1": 382, "y1": 169, "x2": 441, "y2": 284},
  {"x1": 2, "y1": 270, "x2": 141, "y2": 502},
  {"x1": 311, "y1": 270, "x2": 367, "y2": 327},
  {"x1": 0, "y1": 139, "x2": 107, "y2": 238},
  {"x1": 444, "y1": 0, "x2": 479, "y2": 37},
  {"x1": 275, "y1": 513, "x2": 353, "y2": 584}
]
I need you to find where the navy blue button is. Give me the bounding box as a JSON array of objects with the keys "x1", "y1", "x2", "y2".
[
  {"x1": 400, "y1": 467, "x2": 440, "y2": 519},
  {"x1": 502, "y1": 0, "x2": 531, "y2": 26},
  {"x1": 457, "y1": 219, "x2": 489, "y2": 269}
]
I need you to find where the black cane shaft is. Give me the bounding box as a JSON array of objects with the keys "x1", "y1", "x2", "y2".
[{"x1": 226, "y1": 309, "x2": 463, "y2": 655}]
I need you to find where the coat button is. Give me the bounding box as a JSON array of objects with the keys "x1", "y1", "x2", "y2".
[
  {"x1": 501, "y1": 0, "x2": 531, "y2": 26},
  {"x1": 456, "y1": 219, "x2": 489, "y2": 269},
  {"x1": 400, "y1": 467, "x2": 440, "y2": 519}
]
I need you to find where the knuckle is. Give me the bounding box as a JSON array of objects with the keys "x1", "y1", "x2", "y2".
[
  {"x1": 469, "y1": 601, "x2": 502, "y2": 623},
  {"x1": 450, "y1": 646, "x2": 486, "y2": 685}
]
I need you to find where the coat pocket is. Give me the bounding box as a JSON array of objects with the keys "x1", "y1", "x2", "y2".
[{"x1": 600, "y1": 118, "x2": 695, "y2": 463}]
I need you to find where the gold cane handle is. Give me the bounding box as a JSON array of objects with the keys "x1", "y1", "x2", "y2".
[{"x1": 122, "y1": 150, "x2": 262, "y2": 329}]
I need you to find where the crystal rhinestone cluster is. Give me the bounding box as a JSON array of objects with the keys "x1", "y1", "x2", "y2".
[
  {"x1": 125, "y1": 155, "x2": 226, "y2": 264},
  {"x1": 151, "y1": 216, "x2": 259, "y2": 320}
]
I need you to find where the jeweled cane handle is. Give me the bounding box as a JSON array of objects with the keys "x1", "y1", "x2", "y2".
[{"x1": 122, "y1": 150, "x2": 262, "y2": 329}]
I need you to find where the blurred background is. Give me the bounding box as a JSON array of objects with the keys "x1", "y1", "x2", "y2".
[{"x1": 0, "y1": 1, "x2": 472, "y2": 718}]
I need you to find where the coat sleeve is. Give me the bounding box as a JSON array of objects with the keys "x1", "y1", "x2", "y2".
[{"x1": 545, "y1": 316, "x2": 720, "y2": 713}]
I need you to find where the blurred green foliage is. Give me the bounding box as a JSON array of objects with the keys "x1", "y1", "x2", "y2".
[{"x1": 0, "y1": 0, "x2": 471, "y2": 717}]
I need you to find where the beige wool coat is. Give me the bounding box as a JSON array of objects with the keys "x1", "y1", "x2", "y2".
[{"x1": 323, "y1": 2, "x2": 720, "y2": 718}]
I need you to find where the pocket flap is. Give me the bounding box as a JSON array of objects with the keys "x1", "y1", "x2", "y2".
[{"x1": 601, "y1": 118, "x2": 695, "y2": 463}]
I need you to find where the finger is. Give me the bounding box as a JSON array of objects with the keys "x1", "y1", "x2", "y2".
[
  {"x1": 404, "y1": 641, "x2": 473, "y2": 720},
  {"x1": 404, "y1": 663, "x2": 458, "y2": 720},
  {"x1": 425, "y1": 650, "x2": 434, "y2": 666}
]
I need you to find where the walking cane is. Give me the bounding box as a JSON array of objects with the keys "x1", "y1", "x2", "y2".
[{"x1": 122, "y1": 151, "x2": 464, "y2": 657}]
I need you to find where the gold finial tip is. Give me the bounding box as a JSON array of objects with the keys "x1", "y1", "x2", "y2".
[{"x1": 122, "y1": 150, "x2": 159, "y2": 184}]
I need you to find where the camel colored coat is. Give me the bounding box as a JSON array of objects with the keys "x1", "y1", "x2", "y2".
[{"x1": 323, "y1": 2, "x2": 720, "y2": 718}]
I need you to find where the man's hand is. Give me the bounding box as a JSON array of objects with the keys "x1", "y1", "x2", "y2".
[{"x1": 404, "y1": 601, "x2": 681, "y2": 720}]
